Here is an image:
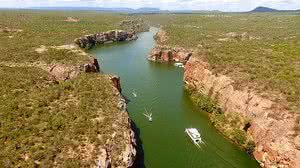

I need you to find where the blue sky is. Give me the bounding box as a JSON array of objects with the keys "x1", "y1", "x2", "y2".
[{"x1": 0, "y1": 0, "x2": 299, "y2": 12}]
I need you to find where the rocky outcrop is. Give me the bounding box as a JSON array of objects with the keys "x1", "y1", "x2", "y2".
[
  {"x1": 218, "y1": 32, "x2": 261, "y2": 42},
  {"x1": 97, "y1": 120, "x2": 136, "y2": 168},
  {"x1": 0, "y1": 26, "x2": 23, "y2": 33},
  {"x1": 34, "y1": 44, "x2": 100, "y2": 81},
  {"x1": 47, "y1": 55, "x2": 136, "y2": 167},
  {"x1": 1, "y1": 26, "x2": 23, "y2": 39},
  {"x1": 148, "y1": 45, "x2": 192, "y2": 63},
  {"x1": 96, "y1": 76, "x2": 136, "y2": 168},
  {"x1": 74, "y1": 30, "x2": 138, "y2": 49},
  {"x1": 184, "y1": 56, "x2": 300, "y2": 168},
  {"x1": 64, "y1": 17, "x2": 80, "y2": 22},
  {"x1": 154, "y1": 29, "x2": 168, "y2": 44},
  {"x1": 97, "y1": 97, "x2": 136, "y2": 168},
  {"x1": 48, "y1": 56, "x2": 100, "y2": 81},
  {"x1": 119, "y1": 19, "x2": 150, "y2": 33},
  {"x1": 109, "y1": 75, "x2": 122, "y2": 93},
  {"x1": 80, "y1": 57, "x2": 100, "y2": 72}
]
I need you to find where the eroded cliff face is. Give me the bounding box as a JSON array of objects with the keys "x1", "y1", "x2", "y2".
[
  {"x1": 148, "y1": 45, "x2": 192, "y2": 63},
  {"x1": 96, "y1": 81, "x2": 136, "y2": 168},
  {"x1": 153, "y1": 29, "x2": 168, "y2": 44},
  {"x1": 48, "y1": 56, "x2": 100, "y2": 81},
  {"x1": 184, "y1": 57, "x2": 300, "y2": 168},
  {"x1": 74, "y1": 30, "x2": 138, "y2": 49},
  {"x1": 109, "y1": 75, "x2": 122, "y2": 93},
  {"x1": 34, "y1": 45, "x2": 100, "y2": 81},
  {"x1": 33, "y1": 44, "x2": 137, "y2": 167}
]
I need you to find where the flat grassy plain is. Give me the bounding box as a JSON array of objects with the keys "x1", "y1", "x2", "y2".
[
  {"x1": 0, "y1": 10, "x2": 134, "y2": 167},
  {"x1": 145, "y1": 13, "x2": 300, "y2": 113},
  {"x1": 0, "y1": 10, "x2": 129, "y2": 63}
]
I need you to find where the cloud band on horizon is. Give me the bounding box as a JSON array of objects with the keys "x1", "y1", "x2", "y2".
[{"x1": 0, "y1": 0, "x2": 299, "y2": 12}]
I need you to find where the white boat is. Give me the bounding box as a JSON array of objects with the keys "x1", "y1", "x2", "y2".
[
  {"x1": 143, "y1": 113, "x2": 152, "y2": 122},
  {"x1": 185, "y1": 128, "x2": 202, "y2": 145},
  {"x1": 174, "y1": 62, "x2": 184, "y2": 68},
  {"x1": 143, "y1": 109, "x2": 152, "y2": 122},
  {"x1": 132, "y1": 91, "x2": 137, "y2": 97}
]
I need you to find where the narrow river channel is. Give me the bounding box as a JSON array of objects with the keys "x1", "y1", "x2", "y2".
[{"x1": 90, "y1": 27, "x2": 259, "y2": 168}]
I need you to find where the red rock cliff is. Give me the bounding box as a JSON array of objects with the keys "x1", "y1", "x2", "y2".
[
  {"x1": 184, "y1": 57, "x2": 300, "y2": 168},
  {"x1": 148, "y1": 45, "x2": 192, "y2": 64},
  {"x1": 74, "y1": 30, "x2": 138, "y2": 49},
  {"x1": 109, "y1": 75, "x2": 122, "y2": 93},
  {"x1": 40, "y1": 44, "x2": 136, "y2": 167}
]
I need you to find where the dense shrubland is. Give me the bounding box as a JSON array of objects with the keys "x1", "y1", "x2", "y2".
[
  {"x1": 144, "y1": 13, "x2": 300, "y2": 113},
  {"x1": 0, "y1": 11, "x2": 135, "y2": 167}
]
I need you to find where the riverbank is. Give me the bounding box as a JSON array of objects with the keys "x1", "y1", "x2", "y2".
[
  {"x1": 91, "y1": 27, "x2": 260, "y2": 168},
  {"x1": 148, "y1": 15, "x2": 300, "y2": 167},
  {"x1": 184, "y1": 56, "x2": 299, "y2": 168},
  {"x1": 0, "y1": 11, "x2": 147, "y2": 167}
]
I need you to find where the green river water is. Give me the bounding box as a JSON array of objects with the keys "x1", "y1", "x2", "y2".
[{"x1": 90, "y1": 27, "x2": 259, "y2": 168}]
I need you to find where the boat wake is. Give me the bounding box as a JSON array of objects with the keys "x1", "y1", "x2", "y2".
[{"x1": 143, "y1": 108, "x2": 153, "y2": 122}]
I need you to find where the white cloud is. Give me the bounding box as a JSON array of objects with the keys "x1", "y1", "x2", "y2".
[{"x1": 0, "y1": 0, "x2": 299, "y2": 11}]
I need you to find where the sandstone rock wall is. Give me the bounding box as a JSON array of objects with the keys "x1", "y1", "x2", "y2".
[
  {"x1": 184, "y1": 57, "x2": 300, "y2": 168},
  {"x1": 48, "y1": 56, "x2": 100, "y2": 81},
  {"x1": 109, "y1": 75, "x2": 122, "y2": 93},
  {"x1": 74, "y1": 30, "x2": 138, "y2": 49},
  {"x1": 34, "y1": 44, "x2": 100, "y2": 81},
  {"x1": 97, "y1": 84, "x2": 136, "y2": 168},
  {"x1": 100, "y1": 75, "x2": 136, "y2": 168},
  {"x1": 34, "y1": 43, "x2": 137, "y2": 167},
  {"x1": 148, "y1": 45, "x2": 192, "y2": 64},
  {"x1": 154, "y1": 29, "x2": 168, "y2": 44}
]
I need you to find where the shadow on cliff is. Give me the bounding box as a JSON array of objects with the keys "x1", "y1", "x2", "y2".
[{"x1": 131, "y1": 121, "x2": 146, "y2": 168}]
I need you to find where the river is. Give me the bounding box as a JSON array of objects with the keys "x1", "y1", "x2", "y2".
[{"x1": 90, "y1": 27, "x2": 259, "y2": 168}]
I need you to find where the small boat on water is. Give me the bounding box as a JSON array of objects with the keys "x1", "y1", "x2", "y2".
[
  {"x1": 143, "y1": 108, "x2": 152, "y2": 122},
  {"x1": 132, "y1": 90, "x2": 137, "y2": 97},
  {"x1": 143, "y1": 113, "x2": 152, "y2": 122},
  {"x1": 185, "y1": 128, "x2": 202, "y2": 146},
  {"x1": 174, "y1": 62, "x2": 184, "y2": 68}
]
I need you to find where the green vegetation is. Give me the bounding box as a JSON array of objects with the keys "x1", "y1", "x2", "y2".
[
  {"x1": 145, "y1": 13, "x2": 300, "y2": 113},
  {"x1": 188, "y1": 88, "x2": 220, "y2": 114},
  {"x1": 210, "y1": 111, "x2": 255, "y2": 153},
  {"x1": 189, "y1": 90, "x2": 255, "y2": 153},
  {"x1": 0, "y1": 10, "x2": 131, "y2": 63},
  {"x1": 0, "y1": 66, "x2": 128, "y2": 167},
  {"x1": 0, "y1": 11, "x2": 136, "y2": 167}
]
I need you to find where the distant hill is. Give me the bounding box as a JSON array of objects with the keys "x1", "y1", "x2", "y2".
[
  {"x1": 135, "y1": 8, "x2": 160, "y2": 12},
  {"x1": 251, "y1": 6, "x2": 300, "y2": 12},
  {"x1": 251, "y1": 7, "x2": 278, "y2": 12}
]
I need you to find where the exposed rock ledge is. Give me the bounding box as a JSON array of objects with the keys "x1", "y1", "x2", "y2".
[
  {"x1": 34, "y1": 45, "x2": 100, "y2": 81},
  {"x1": 33, "y1": 44, "x2": 137, "y2": 167},
  {"x1": 184, "y1": 57, "x2": 300, "y2": 168},
  {"x1": 48, "y1": 56, "x2": 99, "y2": 81},
  {"x1": 74, "y1": 30, "x2": 138, "y2": 49},
  {"x1": 154, "y1": 29, "x2": 168, "y2": 44},
  {"x1": 97, "y1": 81, "x2": 136, "y2": 168},
  {"x1": 148, "y1": 45, "x2": 192, "y2": 63}
]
